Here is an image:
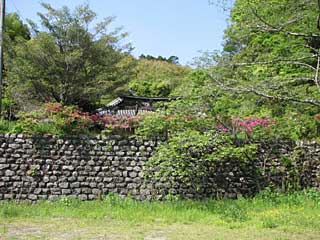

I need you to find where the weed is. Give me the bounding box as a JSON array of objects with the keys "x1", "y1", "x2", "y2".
[{"x1": 0, "y1": 190, "x2": 319, "y2": 232}]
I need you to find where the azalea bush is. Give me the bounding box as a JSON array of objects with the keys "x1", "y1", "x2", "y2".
[
  {"x1": 90, "y1": 113, "x2": 141, "y2": 134},
  {"x1": 216, "y1": 115, "x2": 279, "y2": 142},
  {"x1": 231, "y1": 117, "x2": 276, "y2": 134},
  {"x1": 216, "y1": 116, "x2": 276, "y2": 134},
  {"x1": 10, "y1": 102, "x2": 93, "y2": 135},
  {"x1": 216, "y1": 114, "x2": 320, "y2": 141},
  {"x1": 44, "y1": 102, "x2": 93, "y2": 134},
  {"x1": 7, "y1": 102, "x2": 144, "y2": 135}
]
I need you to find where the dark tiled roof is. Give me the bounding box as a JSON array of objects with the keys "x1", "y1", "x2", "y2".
[
  {"x1": 118, "y1": 95, "x2": 178, "y2": 102},
  {"x1": 97, "y1": 94, "x2": 178, "y2": 116},
  {"x1": 106, "y1": 97, "x2": 123, "y2": 107}
]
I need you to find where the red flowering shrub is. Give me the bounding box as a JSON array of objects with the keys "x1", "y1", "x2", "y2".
[
  {"x1": 43, "y1": 102, "x2": 93, "y2": 134},
  {"x1": 13, "y1": 102, "x2": 94, "y2": 135}
]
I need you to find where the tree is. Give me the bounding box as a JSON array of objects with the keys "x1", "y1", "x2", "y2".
[
  {"x1": 0, "y1": 13, "x2": 31, "y2": 118},
  {"x1": 5, "y1": 13, "x2": 30, "y2": 41},
  {"x1": 7, "y1": 3, "x2": 134, "y2": 111},
  {"x1": 208, "y1": 0, "x2": 320, "y2": 109}
]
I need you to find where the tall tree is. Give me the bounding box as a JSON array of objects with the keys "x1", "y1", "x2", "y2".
[
  {"x1": 0, "y1": 13, "x2": 31, "y2": 118},
  {"x1": 5, "y1": 13, "x2": 30, "y2": 41},
  {"x1": 209, "y1": 0, "x2": 320, "y2": 109},
  {"x1": 7, "y1": 3, "x2": 134, "y2": 111}
]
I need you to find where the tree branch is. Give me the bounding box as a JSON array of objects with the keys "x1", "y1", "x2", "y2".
[
  {"x1": 210, "y1": 76, "x2": 320, "y2": 107},
  {"x1": 248, "y1": 1, "x2": 320, "y2": 39},
  {"x1": 227, "y1": 55, "x2": 317, "y2": 71},
  {"x1": 315, "y1": 51, "x2": 320, "y2": 91},
  {"x1": 318, "y1": 0, "x2": 320, "y2": 31}
]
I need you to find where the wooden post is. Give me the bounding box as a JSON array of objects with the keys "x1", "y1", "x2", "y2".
[{"x1": 0, "y1": 0, "x2": 5, "y2": 118}]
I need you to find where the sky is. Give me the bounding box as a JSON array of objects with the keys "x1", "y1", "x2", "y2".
[{"x1": 6, "y1": 0, "x2": 230, "y2": 65}]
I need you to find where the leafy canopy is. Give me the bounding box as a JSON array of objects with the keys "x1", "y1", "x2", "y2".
[{"x1": 7, "y1": 3, "x2": 134, "y2": 111}]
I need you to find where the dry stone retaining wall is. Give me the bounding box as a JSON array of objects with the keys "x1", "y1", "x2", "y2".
[
  {"x1": 0, "y1": 134, "x2": 159, "y2": 201},
  {"x1": 0, "y1": 134, "x2": 319, "y2": 201}
]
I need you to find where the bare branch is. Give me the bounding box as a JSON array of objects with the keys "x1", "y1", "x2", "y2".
[
  {"x1": 221, "y1": 85, "x2": 320, "y2": 107},
  {"x1": 209, "y1": 75, "x2": 320, "y2": 107},
  {"x1": 260, "y1": 77, "x2": 316, "y2": 89},
  {"x1": 315, "y1": 52, "x2": 320, "y2": 91},
  {"x1": 248, "y1": 1, "x2": 320, "y2": 39},
  {"x1": 293, "y1": 44, "x2": 319, "y2": 53},
  {"x1": 258, "y1": 26, "x2": 320, "y2": 39},
  {"x1": 285, "y1": 77, "x2": 316, "y2": 85},
  {"x1": 318, "y1": 0, "x2": 320, "y2": 31},
  {"x1": 254, "y1": 13, "x2": 303, "y2": 32},
  {"x1": 226, "y1": 55, "x2": 317, "y2": 71}
]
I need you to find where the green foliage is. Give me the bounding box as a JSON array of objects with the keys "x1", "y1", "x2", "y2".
[
  {"x1": 135, "y1": 113, "x2": 169, "y2": 137},
  {"x1": 145, "y1": 129, "x2": 258, "y2": 191},
  {"x1": 267, "y1": 115, "x2": 320, "y2": 141},
  {"x1": 136, "y1": 110, "x2": 217, "y2": 138},
  {"x1": 213, "y1": 0, "x2": 320, "y2": 108},
  {"x1": 129, "y1": 59, "x2": 190, "y2": 97},
  {"x1": 26, "y1": 165, "x2": 42, "y2": 177},
  {"x1": 7, "y1": 3, "x2": 134, "y2": 112},
  {"x1": 10, "y1": 102, "x2": 93, "y2": 135},
  {"x1": 145, "y1": 130, "x2": 213, "y2": 187},
  {"x1": 187, "y1": 0, "x2": 320, "y2": 143},
  {"x1": 5, "y1": 13, "x2": 30, "y2": 41},
  {"x1": 0, "y1": 119, "x2": 17, "y2": 133},
  {"x1": 139, "y1": 54, "x2": 180, "y2": 64}
]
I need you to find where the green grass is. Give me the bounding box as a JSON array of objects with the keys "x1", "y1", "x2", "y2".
[
  {"x1": 0, "y1": 119, "x2": 17, "y2": 133},
  {"x1": 0, "y1": 189, "x2": 320, "y2": 239}
]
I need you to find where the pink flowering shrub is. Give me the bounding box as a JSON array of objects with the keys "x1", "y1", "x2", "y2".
[
  {"x1": 14, "y1": 102, "x2": 144, "y2": 135},
  {"x1": 217, "y1": 116, "x2": 276, "y2": 136},
  {"x1": 90, "y1": 113, "x2": 141, "y2": 133},
  {"x1": 232, "y1": 116, "x2": 276, "y2": 134},
  {"x1": 45, "y1": 103, "x2": 143, "y2": 134},
  {"x1": 13, "y1": 102, "x2": 94, "y2": 135},
  {"x1": 44, "y1": 102, "x2": 93, "y2": 131}
]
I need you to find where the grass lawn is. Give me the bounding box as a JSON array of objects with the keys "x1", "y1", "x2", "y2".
[{"x1": 0, "y1": 189, "x2": 319, "y2": 240}]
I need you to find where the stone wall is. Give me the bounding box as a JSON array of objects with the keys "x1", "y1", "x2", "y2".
[
  {"x1": 0, "y1": 134, "x2": 319, "y2": 201},
  {"x1": 0, "y1": 134, "x2": 159, "y2": 201},
  {"x1": 145, "y1": 141, "x2": 320, "y2": 199}
]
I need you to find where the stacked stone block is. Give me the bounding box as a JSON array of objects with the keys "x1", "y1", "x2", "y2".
[
  {"x1": 0, "y1": 134, "x2": 319, "y2": 201},
  {"x1": 0, "y1": 134, "x2": 157, "y2": 201}
]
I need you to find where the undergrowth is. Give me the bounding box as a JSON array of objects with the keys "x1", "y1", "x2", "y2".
[{"x1": 0, "y1": 189, "x2": 319, "y2": 231}]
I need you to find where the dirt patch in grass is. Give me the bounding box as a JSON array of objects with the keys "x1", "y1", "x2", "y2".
[
  {"x1": 0, "y1": 192, "x2": 319, "y2": 239},
  {"x1": 0, "y1": 218, "x2": 319, "y2": 240}
]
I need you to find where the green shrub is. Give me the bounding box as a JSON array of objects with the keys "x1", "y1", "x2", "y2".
[
  {"x1": 135, "y1": 112, "x2": 169, "y2": 137},
  {"x1": 145, "y1": 130, "x2": 258, "y2": 192}
]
